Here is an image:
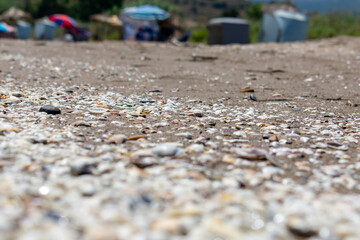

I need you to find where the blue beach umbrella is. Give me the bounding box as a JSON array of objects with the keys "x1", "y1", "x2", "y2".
[{"x1": 124, "y1": 5, "x2": 169, "y2": 21}]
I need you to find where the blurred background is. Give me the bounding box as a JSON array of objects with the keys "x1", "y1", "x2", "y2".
[{"x1": 0, "y1": 0, "x2": 359, "y2": 43}]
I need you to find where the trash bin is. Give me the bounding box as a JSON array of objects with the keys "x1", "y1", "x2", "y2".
[
  {"x1": 16, "y1": 21, "x2": 31, "y2": 40},
  {"x1": 259, "y1": 10, "x2": 307, "y2": 43},
  {"x1": 34, "y1": 19, "x2": 57, "y2": 40},
  {"x1": 207, "y1": 18, "x2": 249, "y2": 45}
]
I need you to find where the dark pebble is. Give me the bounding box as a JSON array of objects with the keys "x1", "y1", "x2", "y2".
[
  {"x1": 141, "y1": 195, "x2": 152, "y2": 205},
  {"x1": 193, "y1": 112, "x2": 203, "y2": 117},
  {"x1": 263, "y1": 135, "x2": 270, "y2": 139},
  {"x1": 288, "y1": 226, "x2": 317, "y2": 238},
  {"x1": 70, "y1": 163, "x2": 96, "y2": 176},
  {"x1": 250, "y1": 94, "x2": 257, "y2": 101},
  {"x1": 12, "y1": 93, "x2": 23, "y2": 98},
  {"x1": 39, "y1": 105, "x2": 61, "y2": 115},
  {"x1": 45, "y1": 211, "x2": 68, "y2": 224},
  {"x1": 149, "y1": 89, "x2": 162, "y2": 93},
  {"x1": 207, "y1": 121, "x2": 216, "y2": 126}
]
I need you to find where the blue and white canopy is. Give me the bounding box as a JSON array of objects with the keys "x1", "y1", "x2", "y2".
[
  {"x1": 0, "y1": 22, "x2": 14, "y2": 33},
  {"x1": 123, "y1": 5, "x2": 169, "y2": 21}
]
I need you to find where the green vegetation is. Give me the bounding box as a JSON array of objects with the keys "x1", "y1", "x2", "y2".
[
  {"x1": 220, "y1": 8, "x2": 239, "y2": 18},
  {"x1": 189, "y1": 27, "x2": 208, "y2": 43},
  {"x1": 307, "y1": 12, "x2": 360, "y2": 39},
  {"x1": 0, "y1": 0, "x2": 23, "y2": 12},
  {"x1": 0, "y1": 0, "x2": 123, "y2": 21},
  {"x1": 244, "y1": 3, "x2": 263, "y2": 43},
  {"x1": 248, "y1": 20, "x2": 261, "y2": 43},
  {"x1": 245, "y1": 3, "x2": 262, "y2": 21}
]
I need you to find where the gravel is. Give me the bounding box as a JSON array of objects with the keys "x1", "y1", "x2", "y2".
[{"x1": 0, "y1": 37, "x2": 360, "y2": 239}]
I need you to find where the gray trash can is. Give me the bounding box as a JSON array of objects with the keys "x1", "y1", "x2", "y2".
[
  {"x1": 34, "y1": 19, "x2": 57, "y2": 40},
  {"x1": 16, "y1": 21, "x2": 31, "y2": 40},
  {"x1": 207, "y1": 18, "x2": 249, "y2": 45},
  {"x1": 259, "y1": 10, "x2": 307, "y2": 43}
]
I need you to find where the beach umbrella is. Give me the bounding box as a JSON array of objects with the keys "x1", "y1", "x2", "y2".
[
  {"x1": 123, "y1": 5, "x2": 169, "y2": 21},
  {"x1": 0, "y1": 22, "x2": 14, "y2": 33},
  {"x1": 48, "y1": 14, "x2": 78, "y2": 28}
]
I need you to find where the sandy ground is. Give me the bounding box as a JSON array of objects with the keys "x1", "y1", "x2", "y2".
[
  {"x1": 1, "y1": 36, "x2": 360, "y2": 101},
  {"x1": 0, "y1": 37, "x2": 360, "y2": 239}
]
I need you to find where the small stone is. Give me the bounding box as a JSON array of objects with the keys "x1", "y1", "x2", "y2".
[
  {"x1": 287, "y1": 216, "x2": 318, "y2": 238},
  {"x1": 81, "y1": 183, "x2": 97, "y2": 197},
  {"x1": 234, "y1": 148, "x2": 267, "y2": 160},
  {"x1": 107, "y1": 134, "x2": 128, "y2": 144},
  {"x1": 175, "y1": 132, "x2": 194, "y2": 139},
  {"x1": 327, "y1": 141, "x2": 348, "y2": 150},
  {"x1": 300, "y1": 137, "x2": 310, "y2": 143},
  {"x1": 301, "y1": 92, "x2": 310, "y2": 97},
  {"x1": 39, "y1": 105, "x2": 61, "y2": 115},
  {"x1": 149, "y1": 89, "x2": 162, "y2": 93},
  {"x1": 132, "y1": 157, "x2": 157, "y2": 168},
  {"x1": 187, "y1": 144, "x2": 204, "y2": 153},
  {"x1": 269, "y1": 135, "x2": 279, "y2": 142},
  {"x1": 88, "y1": 108, "x2": 107, "y2": 114},
  {"x1": 250, "y1": 94, "x2": 257, "y2": 101},
  {"x1": 240, "y1": 86, "x2": 255, "y2": 92},
  {"x1": 188, "y1": 110, "x2": 204, "y2": 117},
  {"x1": 222, "y1": 154, "x2": 237, "y2": 164},
  {"x1": 12, "y1": 92, "x2": 23, "y2": 98},
  {"x1": 233, "y1": 130, "x2": 247, "y2": 138},
  {"x1": 139, "y1": 100, "x2": 155, "y2": 103},
  {"x1": 270, "y1": 141, "x2": 280, "y2": 147},
  {"x1": 38, "y1": 186, "x2": 50, "y2": 196},
  {"x1": 206, "y1": 121, "x2": 216, "y2": 126},
  {"x1": 71, "y1": 120, "x2": 92, "y2": 127},
  {"x1": 132, "y1": 149, "x2": 154, "y2": 158},
  {"x1": 197, "y1": 154, "x2": 218, "y2": 164},
  {"x1": 151, "y1": 218, "x2": 183, "y2": 234},
  {"x1": 128, "y1": 135, "x2": 146, "y2": 141},
  {"x1": 324, "y1": 113, "x2": 335, "y2": 118},
  {"x1": 152, "y1": 144, "x2": 181, "y2": 157},
  {"x1": 70, "y1": 160, "x2": 97, "y2": 176}
]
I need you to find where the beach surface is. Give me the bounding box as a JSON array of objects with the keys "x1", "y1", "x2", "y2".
[{"x1": 0, "y1": 37, "x2": 360, "y2": 239}]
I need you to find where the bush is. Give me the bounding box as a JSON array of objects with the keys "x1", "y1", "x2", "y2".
[
  {"x1": 189, "y1": 27, "x2": 208, "y2": 43},
  {"x1": 245, "y1": 3, "x2": 262, "y2": 21},
  {"x1": 221, "y1": 8, "x2": 239, "y2": 18},
  {"x1": 307, "y1": 12, "x2": 360, "y2": 39},
  {"x1": 23, "y1": 0, "x2": 123, "y2": 21},
  {"x1": 0, "y1": 0, "x2": 23, "y2": 12},
  {"x1": 249, "y1": 19, "x2": 261, "y2": 43}
]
